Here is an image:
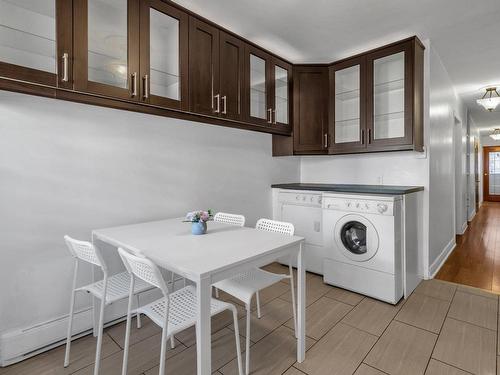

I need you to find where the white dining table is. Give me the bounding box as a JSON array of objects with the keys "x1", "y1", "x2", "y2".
[{"x1": 92, "y1": 218, "x2": 306, "y2": 375}]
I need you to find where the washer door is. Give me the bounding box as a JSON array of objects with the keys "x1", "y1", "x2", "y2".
[{"x1": 334, "y1": 214, "x2": 379, "y2": 262}]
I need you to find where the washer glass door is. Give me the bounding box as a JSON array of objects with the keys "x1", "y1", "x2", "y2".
[{"x1": 334, "y1": 214, "x2": 379, "y2": 261}]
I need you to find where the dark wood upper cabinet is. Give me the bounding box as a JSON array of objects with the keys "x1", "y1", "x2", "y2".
[
  {"x1": 271, "y1": 58, "x2": 292, "y2": 129},
  {"x1": 244, "y1": 45, "x2": 272, "y2": 126},
  {"x1": 0, "y1": 0, "x2": 72, "y2": 88},
  {"x1": 293, "y1": 66, "x2": 329, "y2": 153},
  {"x1": 188, "y1": 17, "x2": 219, "y2": 116},
  {"x1": 219, "y1": 31, "x2": 244, "y2": 121},
  {"x1": 73, "y1": 0, "x2": 140, "y2": 100},
  {"x1": 139, "y1": 0, "x2": 188, "y2": 110}
]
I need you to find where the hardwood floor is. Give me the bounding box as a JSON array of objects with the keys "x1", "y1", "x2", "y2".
[{"x1": 436, "y1": 201, "x2": 500, "y2": 293}]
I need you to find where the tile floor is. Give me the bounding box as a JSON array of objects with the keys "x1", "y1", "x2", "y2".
[{"x1": 1, "y1": 263, "x2": 499, "y2": 375}]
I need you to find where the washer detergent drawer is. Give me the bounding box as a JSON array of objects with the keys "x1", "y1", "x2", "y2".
[
  {"x1": 281, "y1": 204, "x2": 323, "y2": 246},
  {"x1": 323, "y1": 259, "x2": 403, "y2": 304}
]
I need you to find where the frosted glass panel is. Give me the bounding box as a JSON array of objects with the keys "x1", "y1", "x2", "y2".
[
  {"x1": 88, "y1": 0, "x2": 128, "y2": 88},
  {"x1": 0, "y1": 0, "x2": 56, "y2": 73},
  {"x1": 373, "y1": 51, "x2": 404, "y2": 140},
  {"x1": 250, "y1": 54, "x2": 266, "y2": 119},
  {"x1": 335, "y1": 65, "x2": 360, "y2": 143},
  {"x1": 274, "y1": 65, "x2": 288, "y2": 124},
  {"x1": 150, "y1": 8, "x2": 179, "y2": 100},
  {"x1": 489, "y1": 152, "x2": 500, "y2": 195}
]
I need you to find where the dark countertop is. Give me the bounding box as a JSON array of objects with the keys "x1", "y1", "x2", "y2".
[{"x1": 271, "y1": 183, "x2": 424, "y2": 195}]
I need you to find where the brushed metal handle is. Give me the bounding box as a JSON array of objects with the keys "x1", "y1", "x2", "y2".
[
  {"x1": 267, "y1": 108, "x2": 272, "y2": 124},
  {"x1": 272, "y1": 109, "x2": 276, "y2": 124},
  {"x1": 62, "y1": 52, "x2": 69, "y2": 82},
  {"x1": 131, "y1": 72, "x2": 137, "y2": 97},
  {"x1": 324, "y1": 133, "x2": 328, "y2": 148},
  {"x1": 143, "y1": 74, "x2": 149, "y2": 99},
  {"x1": 222, "y1": 95, "x2": 227, "y2": 114},
  {"x1": 214, "y1": 94, "x2": 220, "y2": 113}
]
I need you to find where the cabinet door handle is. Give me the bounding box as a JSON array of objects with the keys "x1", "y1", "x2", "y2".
[
  {"x1": 222, "y1": 95, "x2": 227, "y2": 114},
  {"x1": 324, "y1": 133, "x2": 328, "y2": 148},
  {"x1": 131, "y1": 72, "x2": 137, "y2": 97},
  {"x1": 361, "y1": 129, "x2": 365, "y2": 145},
  {"x1": 368, "y1": 128, "x2": 372, "y2": 144},
  {"x1": 214, "y1": 94, "x2": 220, "y2": 113},
  {"x1": 143, "y1": 74, "x2": 149, "y2": 99},
  {"x1": 272, "y1": 109, "x2": 276, "y2": 124},
  {"x1": 267, "y1": 108, "x2": 273, "y2": 124},
  {"x1": 62, "y1": 52, "x2": 69, "y2": 82}
]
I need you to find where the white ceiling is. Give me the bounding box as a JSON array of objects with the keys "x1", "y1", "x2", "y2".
[{"x1": 174, "y1": 0, "x2": 500, "y2": 131}]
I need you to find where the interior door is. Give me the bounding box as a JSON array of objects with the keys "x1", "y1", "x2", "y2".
[
  {"x1": 73, "y1": 0, "x2": 140, "y2": 100},
  {"x1": 366, "y1": 41, "x2": 413, "y2": 149},
  {"x1": 245, "y1": 45, "x2": 272, "y2": 126},
  {"x1": 139, "y1": 0, "x2": 188, "y2": 110},
  {"x1": 188, "y1": 17, "x2": 219, "y2": 116},
  {"x1": 483, "y1": 146, "x2": 500, "y2": 202},
  {"x1": 0, "y1": 0, "x2": 72, "y2": 87},
  {"x1": 219, "y1": 31, "x2": 244, "y2": 121},
  {"x1": 329, "y1": 56, "x2": 366, "y2": 152},
  {"x1": 271, "y1": 58, "x2": 292, "y2": 128}
]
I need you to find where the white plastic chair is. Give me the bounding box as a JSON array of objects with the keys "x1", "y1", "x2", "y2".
[
  {"x1": 212, "y1": 218, "x2": 297, "y2": 375},
  {"x1": 63, "y1": 236, "x2": 154, "y2": 375},
  {"x1": 118, "y1": 248, "x2": 243, "y2": 375}
]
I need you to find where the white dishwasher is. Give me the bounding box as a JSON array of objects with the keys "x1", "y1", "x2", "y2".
[{"x1": 273, "y1": 189, "x2": 326, "y2": 274}]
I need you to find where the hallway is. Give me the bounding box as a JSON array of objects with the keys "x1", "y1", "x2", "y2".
[{"x1": 436, "y1": 201, "x2": 500, "y2": 292}]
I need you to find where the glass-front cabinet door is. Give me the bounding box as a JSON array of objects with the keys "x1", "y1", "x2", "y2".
[
  {"x1": 139, "y1": 0, "x2": 188, "y2": 110},
  {"x1": 73, "y1": 0, "x2": 139, "y2": 100},
  {"x1": 0, "y1": 0, "x2": 72, "y2": 87},
  {"x1": 329, "y1": 56, "x2": 366, "y2": 152},
  {"x1": 245, "y1": 45, "x2": 271, "y2": 126},
  {"x1": 271, "y1": 59, "x2": 291, "y2": 128},
  {"x1": 366, "y1": 42, "x2": 412, "y2": 148}
]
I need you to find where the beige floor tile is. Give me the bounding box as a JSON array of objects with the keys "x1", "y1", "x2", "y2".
[
  {"x1": 342, "y1": 298, "x2": 403, "y2": 336},
  {"x1": 498, "y1": 315, "x2": 500, "y2": 355},
  {"x1": 106, "y1": 315, "x2": 161, "y2": 348},
  {"x1": 447, "y1": 291, "x2": 497, "y2": 330},
  {"x1": 251, "y1": 281, "x2": 291, "y2": 309},
  {"x1": 284, "y1": 296, "x2": 352, "y2": 340},
  {"x1": 284, "y1": 367, "x2": 308, "y2": 375},
  {"x1": 0, "y1": 333, "x2": 121, "y2": 375},
  {"x1": 144, "y1": 328, "x2": 245, "y2": 375},
  {"x1": 72, "y1": 333, "x2": 186, "y2": 375},
  {"x1": 457, "y1": 284, "x2": 499, "y2": 300},
  {"x1": 324, "y1": 287, "x2": 365, "y2": 306},
  {"x1": 295, "y1": 323, "x2": 377, "y2": 375},
  {"x1": 425, "y1": 359, "x2": 471, "y2": 374},
  {"x1": 220, "y1": 326, "x2": 315, "y2": 375},
  {"x1": 365, "y1": 321, "x2": 437, "y2": 375},
  {"x1": 230, "y1": 298, "x2": 294, "y2": 343},
  {"x1": 280, "y1": 275, "x2": 332, "y2": 307},
  {"x1": 395, "y1": 293, "x2": 450, "y2": 333},
  {"x1": 432, "y1": 318, "x2": 496, "y2": 375},
  {"x1": 354, "y1": 363, "x2": 387, "y2": 375},
  {"x1": 261, "y1": 262, "x2": 316, "y2": 285},
  {"x1": 414, "y1": 280, "x2": 457, "y2": 302}
]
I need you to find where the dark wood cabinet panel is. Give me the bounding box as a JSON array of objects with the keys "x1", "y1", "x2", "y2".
[
  {"x1": 219, "y1": 31, "x2": 244, "y2": 121},
  {"x1": 56, "y1": 0, "x2": 73, "y2": 89},
  {"x1": 271, "y1": 58, "x2": 292, "y2": 129},
  {"x1": 293, "y1": 66, "x2": 329, "y2": 153},
  {"x1": 188, "y1": 17, "x2": 220, "y2": 116}
]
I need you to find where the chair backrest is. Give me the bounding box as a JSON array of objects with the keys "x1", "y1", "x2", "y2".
[
  {"x1": 214, "y1": 212, "x2": 246, "y2": 227},
  {"x1": 64, "y1": 235, "x2": 106, "y2": 270},
  {"x1": 255, "y1": 218, "x2": 295, "y2": 236},
  {"x1": 118, "y1": 248, "x2": 169, "y2": 296}
]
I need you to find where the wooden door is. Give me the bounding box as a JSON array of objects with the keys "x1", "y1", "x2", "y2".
[
  {"x1": 293, "y1": 66, "x2": 329, "y2": 153},
  {"x1": 73, "y1": 0, "x2": 140, "y2": 100},
  {"x1": 474, "y1": 138, "x2": 480, "y2": 210},
  {"x1": 139, "y1": 0, "x2": 188, "y2": 110},
  {"x1": 270, "y1": 58, "x2": 292, "y2": 128},
  {"x1": 0, "y1": 0, "x2": 72, "y2": 88},
  {"x1": 244, "y1": 45, "x2": 272, "y2": 126},
  {"x1": 366, "y1": 41, "x2": 413, "y2": 149},
  {"x1": 483, "y1": 146, "x2": 500, "y2": 202},
  {"x1": 329, "y1": 56, "x2": 367, "y2": 153},
  {"x1": 219, "y1": 31, "x2": 244, "y2": 121},
  {"x1": 188, "y1": 17, "x2": 219, "y2": 116}
]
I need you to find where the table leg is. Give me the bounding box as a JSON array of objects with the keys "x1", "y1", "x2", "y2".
[
  {"x1": 297, "y1": 241, "x2": 306, "y2": 362},
  {"x1": 196, "y1": 276, "x2": 212, "y2": 375}
]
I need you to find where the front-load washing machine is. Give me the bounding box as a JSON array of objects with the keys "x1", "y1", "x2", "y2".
[{"x1": 322, "y1": 193, "x2": 403, "y2": 304}]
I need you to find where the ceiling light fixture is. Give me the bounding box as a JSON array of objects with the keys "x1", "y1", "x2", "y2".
[
  {"x1": 477, "y1": 87, "x2": 500, "y2": 112},
  {"x1": 490, "y1": 128, "x2": 500, "y2": 140}
]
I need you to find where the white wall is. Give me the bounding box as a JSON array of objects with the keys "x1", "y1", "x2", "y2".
[{"x1": 0, "y1": 91, "x2": 300, "y2": 338}]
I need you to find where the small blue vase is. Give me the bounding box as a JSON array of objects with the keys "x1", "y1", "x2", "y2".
[{"x1": 191, "y1": 221, "x2": 207, "y2": 235}]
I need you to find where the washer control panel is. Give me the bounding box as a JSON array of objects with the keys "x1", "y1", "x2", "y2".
[
  {"x1": 323, "y1": 196, "x2": 394, "y2": 216},
  {"x1": 278, "y1": 191, "x2": 322, "y2": 207}
]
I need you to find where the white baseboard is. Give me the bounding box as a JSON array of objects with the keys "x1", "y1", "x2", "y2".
[
  {"x1": 459, "y1": 221, "x2": 468, "y2": 235},
  {"x1": 429, "y1": 238, "x2": 456, "y2": 278},
  {"x1": 468, "y1": 209, "x2": 476, "y2": 222}
]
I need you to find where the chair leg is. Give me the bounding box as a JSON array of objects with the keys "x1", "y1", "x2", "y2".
[
  {"x1": 122, "y1": 278, "x2": 135, "y2": 375},
  {"x1": 245, "y1": 304, "x2": 251, "y2": 375},
  {"x1": 231, "y1": 307, "x2": 244, "y2": 375},
  {"x1": 288, "y1": 263, "x2": 298, "y2": 338},
  {"x1": 255, "y1": 291, "x2": 262, "y2": 319},
  {"x1": 63, "y1": 289, "x2": 77, "y2": 367},
  {"x1": 159, "y1": 326, "x2": 169, "y2": 375},
  {"x1": 215, "y1": 287, "x2": 219, "y2": 298},
  {"x1": 136, "y1": 295, "x2": 142, "y2": 329},
  {"x1": 93, "y1": 298, "x2": 106, "y2": 375},
  {"x1": 170, "y1": 336, "x2": 175, "y2": 349}
]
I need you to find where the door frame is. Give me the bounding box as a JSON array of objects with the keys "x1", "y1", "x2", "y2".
[{"x1": 483, "y1": 146, "x2": 500, "y2": 202}]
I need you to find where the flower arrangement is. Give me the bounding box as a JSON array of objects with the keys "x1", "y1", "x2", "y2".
[{"x1": 184, "y1": 209, "x2": 213, "y2": 223}]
